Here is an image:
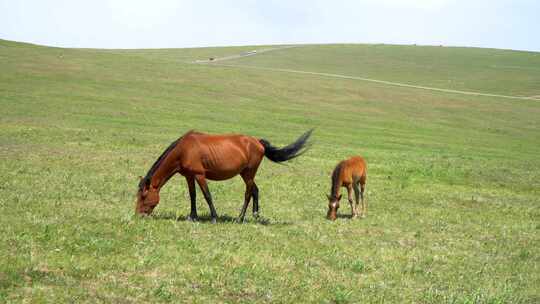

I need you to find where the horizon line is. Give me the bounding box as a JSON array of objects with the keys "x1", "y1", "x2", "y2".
[{"x1": 1, "y1": 37, "x2": 539, "y2": 54}]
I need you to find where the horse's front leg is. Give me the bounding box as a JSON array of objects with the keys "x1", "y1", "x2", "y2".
[
  {"x1": 185, "y1": 176, "x2": 198, "y2": 221},
  {"x1": 194, "y1": 174, "x2": 218, "y2": 223}
]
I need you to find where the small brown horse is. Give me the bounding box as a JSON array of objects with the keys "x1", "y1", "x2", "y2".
[
  {"x1": 327, "y1": 156, "x2": 367, "y2": 220},
  {"x1": 136, "y1": 129, "x2": 312, "y2": 222}
]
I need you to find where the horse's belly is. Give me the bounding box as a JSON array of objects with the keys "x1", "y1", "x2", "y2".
[
  {"x1": 205, "y1": 169, "x2": 243, "y2": 181},
  {"x1": 199, "y1": 140, "x2": 254, "y2": 180},
  {"x1": 203, "y1": 157, "x2": 247, "y2": 181}
]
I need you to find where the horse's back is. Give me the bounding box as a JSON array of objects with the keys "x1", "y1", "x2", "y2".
[
  {"x1": 345, "y1": 156, "x2": 367, "y2": 179},
  {"x1": 349, "y1": 156, "x2": 366, "y2": 168},
  {"x1": 178, "y1": 131, "x2": 264, "y2": 179},
  {"x1": 183, "y1": 132, "x2": 262, "y2": 154}
]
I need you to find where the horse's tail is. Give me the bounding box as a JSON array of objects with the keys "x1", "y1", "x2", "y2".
[{"x1": 259, "y1": 129, "x2": 313, "y2": 163}]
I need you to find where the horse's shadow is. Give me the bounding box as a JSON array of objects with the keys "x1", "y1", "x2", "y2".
[
  {"x1": 335, "y1": 213, "x2": 367, "y2": 220},
  {"x1": 336, "y1": 213, "x2": 354, "y2": 219},
  {"x1": 150, "y1": 211, "x2": 291, "y2": 226}
]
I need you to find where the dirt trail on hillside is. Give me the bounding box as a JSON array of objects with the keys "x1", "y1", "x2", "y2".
[{"x1": 195, "y1": 46, "x2": 540, "y2": 101}]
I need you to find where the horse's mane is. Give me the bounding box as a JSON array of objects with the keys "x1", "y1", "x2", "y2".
[
  {"x1": 330, "y1": 161, "x2": 344, "y2": 199},
  {"x1": 138, "y1": 132, "x2": 192, "y2": 191}
]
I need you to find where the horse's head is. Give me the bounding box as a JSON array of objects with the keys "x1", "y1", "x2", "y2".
[
  {"x1": 326, "y1": 194, "x2": 342, "y2": 221},
  {"x1": 135, "y1": 177, "x2": 160, "y2": 215}
]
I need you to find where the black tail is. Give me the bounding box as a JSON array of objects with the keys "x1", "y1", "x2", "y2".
[{"x1": 259, "y1": 129, "x2": 313, "y2": 163}]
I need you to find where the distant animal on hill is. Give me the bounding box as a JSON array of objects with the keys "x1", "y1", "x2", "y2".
[
  {"x1": 136, "y1": 129, "x2": 313, "y2": 223},
  {"x1": 327, "y1": 156, "x2": 367, "y2": 221}
]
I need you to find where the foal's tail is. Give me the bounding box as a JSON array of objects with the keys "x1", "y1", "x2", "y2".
[{"x1": 259, "y1": 129, "x2": 313, "y2": 163}]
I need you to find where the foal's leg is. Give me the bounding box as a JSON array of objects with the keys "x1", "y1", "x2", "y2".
[
  {"x1": 185, "y1": 176, "x2": 198, "y2": 221},
  {"x1": 194, "y1": 174, "x2": 218, "y2": 223},
  {"x1": 353, "y1": 182, "x2": 361, "y2": 217},
  {"x1": 347, "y1": 185, "x2": 357, "y2": 218},
  {"x1": 360, "y1": 175, "x2": 367, "y2": 218}
]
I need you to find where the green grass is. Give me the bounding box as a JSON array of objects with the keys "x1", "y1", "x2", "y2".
[{"x1": 1, "y1": 39, "x2": 539, "y2": 303}]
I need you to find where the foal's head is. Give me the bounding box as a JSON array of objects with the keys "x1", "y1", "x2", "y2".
[
  {"x1": 135, "y1": 177, "x2": 160, "y2": 215},
  {"x1": 326, "y1": 194, "x2": 342, "y2": 221}
]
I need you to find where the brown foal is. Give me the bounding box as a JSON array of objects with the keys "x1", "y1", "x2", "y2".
[
  {"x1": 136, "y1": 129, "x2": 312, "y2": 222},
  {"x1": 327, "y1": 156, "x2": 367, "y2": 220}
]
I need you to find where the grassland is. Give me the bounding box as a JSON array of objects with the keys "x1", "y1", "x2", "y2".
[{"x1": 0, "y1": 39, "x2": 539, "y2": 303}]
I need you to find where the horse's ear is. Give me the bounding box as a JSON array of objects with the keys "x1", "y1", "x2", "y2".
[
  {"x1": 337, "y1": 194, "x2": 342, "y2": 201},
  {"x1": 326, "y1": 194, "x2": 332, "y2": 200},
  {"x1": 141, "y1": 182, "x2": 149, "y2": 196}
]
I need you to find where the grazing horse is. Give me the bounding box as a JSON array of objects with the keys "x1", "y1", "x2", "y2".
[
  {"x1": 136, "y1": 129, "x2": 312, "y2": 222},
  {"x1": 326, "y1": 156, "x2": 367, "y2": 221}
]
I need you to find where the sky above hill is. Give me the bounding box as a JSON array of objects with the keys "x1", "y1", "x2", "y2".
[{"x1": 1, "y1": 0, "x2": 538, "y2": 51}]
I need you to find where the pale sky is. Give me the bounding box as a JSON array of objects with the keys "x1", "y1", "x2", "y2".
[{"x1": 0, "y1": 0, "x2": 538, "y2": 51}]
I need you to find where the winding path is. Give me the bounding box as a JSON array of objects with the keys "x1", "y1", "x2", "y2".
[{"x1": 195, "y1": 46, "x2": 540, "y2": 101}]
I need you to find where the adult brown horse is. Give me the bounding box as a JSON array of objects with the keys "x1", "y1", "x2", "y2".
[
  {"x1": 327, "y1": 156, "x2": 367, "y2": 221},
  {"x1": 136, "y1": 129, "x2": 312, "y2": 222}
]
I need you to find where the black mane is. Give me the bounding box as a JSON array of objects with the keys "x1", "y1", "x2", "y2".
[
  {"x1": 330, "y1": 161, "x2": 343, "y2": 199},
  {"x1": 138, "y1": 136, "x2": 183, "y2": 191}
]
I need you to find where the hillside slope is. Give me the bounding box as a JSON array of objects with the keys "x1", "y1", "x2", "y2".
[{"x1": 1, "y1": 39, "x2": 539, "y2": 303}]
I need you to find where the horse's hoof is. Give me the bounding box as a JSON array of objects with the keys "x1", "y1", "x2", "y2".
[
  {"x1": 211, "y1": 218, "x2": 217, "y2": 224},
  {"x1": 187, "y1": 215, "x2": 198, "y2": 222},
  {"x1": 253, "y1": 212, "x2": 259, "y2": 219},
  {"x1": 235, "y1": 217, "x2": 245, "y2": 224}
]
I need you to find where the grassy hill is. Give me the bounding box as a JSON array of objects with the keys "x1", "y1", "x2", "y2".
[{"x1": 1, "y1": 39, "x2": 539, "y2": 303}]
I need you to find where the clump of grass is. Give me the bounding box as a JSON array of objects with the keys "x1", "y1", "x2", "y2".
[
  {"x1": 351, "y1": 259, "x2": 366, "y2": 273},
  {"x1": 332, "y1": 286, "x2": 353, "y2": 304}
]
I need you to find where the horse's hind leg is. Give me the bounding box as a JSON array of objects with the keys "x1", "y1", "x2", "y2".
[
  {"x1": 353, "y1": 182, "x2": 361, "y2": 217},
  {"x1": 347, "y1": 185, "x2": 357, "y2": 218},
  {"x1": 185, "y1": 176, "x2": 198, "y2": 221},
  {"x1": 239, "y1": 169, "x2": 256, "y2": 222},
  {"x1": 252, "y1": 183, "x2": 259, "y2": 218},
  {"x1": 195, "y1": 174, "x2": 218, "y2": 223},
  {"x1": 359, "y1": 175, "x2": 367, "y2": 218}
]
